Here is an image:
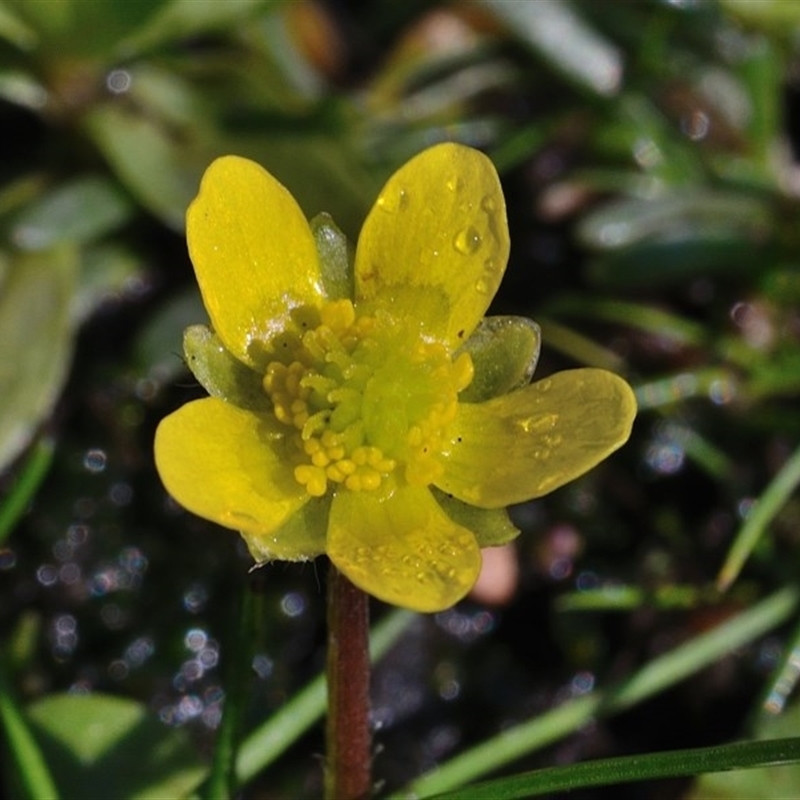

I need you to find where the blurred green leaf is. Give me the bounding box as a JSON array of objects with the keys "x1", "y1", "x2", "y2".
[
  {"x1": 120, "y1": 0, "x2": 275, "y2": 58},
  {"x1": 84, "y1": 102, "x2": 207, "y2": 230},
  {"x1": 8, "y1": 177, "x2": 133, "y2": 251},
  {"x1": 481, "y1": 0, "x2": 622, "y2": 96},
  {"x1": 0, "y1": 70, "x2": 47, "y2": 110},
  {"x1": 0, "y1": 248, "x2": 75, "y2": 472},
  {"x1": 577, "y1": 190, "x2": 772, "y2": 252},
  {"x1": 3, "y1": 0, "x2": 163, "y2": 57},
  {"x1": 83, "y1": 63, "x2": 217, "y2": 228},
  {"x1": 717, "y1": 443, "x2": 800, "y2": 592},
  {"x1": 134, "y1": 288, "x2": 205, "y2": 380},
  {"x1": 585, "y1": 233, "x2": 772, "y2": 288},
  {"x1": 72, "y1": 243, "x2": 144, "y2": 325},
  {"x1": 0, "y1": 663, "x2": 59, "y2": 800},
  {"x1": 720, "y1": 0, "x2": 800, "y2": 31},
  {"x1": 0, "y1": 436, "x2": 53, "y2": 545},
  {"x1": 0, "y1": 2, "x2": 37, "y2": 49},
  {"x1": 26, "y1": 693, "x2": 204, "y2": 800}
]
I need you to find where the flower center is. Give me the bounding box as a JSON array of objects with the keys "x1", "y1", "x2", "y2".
[{"x1": 263, "y1": 299, "x2": 473, "y2": 497}]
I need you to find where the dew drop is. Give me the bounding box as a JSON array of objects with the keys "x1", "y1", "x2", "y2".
[
  {"x1": 481, "y1": 194, "x2": 497, "y2": 213},
  {"x1": 454, "y1": 226, "x2": 482, "y2": 255},
  {"x1": 447, "y1": 176, "x2": 464, "y2": 193},
  {"x1": 517, "y1": 413, "x2": 559, "y2": 433},
  {"x1": 377, "y1": 187, "x2": 409, "y2": 213},
  {"x1": 475, "y1": 278, "x2": 490, "y2": 294}
]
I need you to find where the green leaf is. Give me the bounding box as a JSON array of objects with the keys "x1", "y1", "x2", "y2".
[
  {"x1": 721, "y1": 0, "x2": 800, "y2": 31},
  {"x1": 83, "y1": 68, "x2": 213, "y2": 229},
  {"x1": 585, "y1": 233, "x2": 772, "y2": 288},
  {"x1": 479, "y1": 0, "x2": 621, "y2": 96},
  {"x1": 3, "y1": 0, "x2": 163, "y2": 57},
  {"x1": 457, "y1": 316, "x2": 541, "y2": 403},
  {"x1": 429, "y1": 737, "x2": 800, "y2": 800},
  {"x1": 0, "y1": 436, "x2": 54, "y2": 546},
  {"x1": 716, "y1": 443, "x2": 800, "y2": 591},
  {"x1": 0, "y1": 248, "x2": 76, "y2": 472},
  {"x1": 398, "y1": 587, "x2": 798, "y2": 799},
  {"x1": 9, "y1": 177, "x2": 133, "y2": 251},
  {"x1": 689, "y1": 704, "x2": 800, "y2": 799},
  {"x1": 133, "y1": 288, "x2": 205, "y2": 381},
  {"x1": 0, "y1": 664, "x2": 59, "y2": 800},
  {"x1": 0, "y1": 2, "x2": 37, "y2": 49},
  {"x1": 183, "y1": 324, "x2": 271, "y2": 411},
  {"x1": 73, "y1": 243, "x2": 145, "y2": 325},
  {"x1": 120, "y1": 0, "x2": 274, "y2": 57},
  {"x1": 0, "y1": 70, "x2": 47, "y2": 110},
  {"x1": 577, "y1": 191, "x2": 772, "y2": 252},
  {"x1": 26, "y1": 693, "x2": 205, "y2": 800}
]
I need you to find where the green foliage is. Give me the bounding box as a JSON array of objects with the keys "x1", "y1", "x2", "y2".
[{"x1": 26, "y1": 693, "x2": 204, "y2": 799}]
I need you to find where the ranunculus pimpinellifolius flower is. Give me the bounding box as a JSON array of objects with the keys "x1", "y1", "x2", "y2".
[{"x1": 155, "y1": 143, "x2": 636, "y2": 612}]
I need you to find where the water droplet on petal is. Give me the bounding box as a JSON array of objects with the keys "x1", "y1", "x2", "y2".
[
  {"x1": 454, "y1": 226, "x2": 482, "y2": 255},
  {"x1": 447, "y1": 176, "x2": 464, "y2": 193},
  {"x1": 377, "y1": 187, "x2": 409, "y2": 213},
  {"x1": 475, "y1": 278, "x2": 490, "y2": 294},
  {"x1": 481, "y1": 194, "x2": 497, "y2": 213},
  {"x1": 517, "y1": 413, "x2": 559, "y2": 433}
]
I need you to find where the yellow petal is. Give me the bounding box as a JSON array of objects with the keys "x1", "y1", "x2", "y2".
[
  {"x1": 328, "y1": 483, "x2": 481, "y2": 612},
  {"x1": 187, "y1": 156, "x2": 324, "y2": 368},
  {"x1": 438, "y1": 369, "x2": 637, "y2": 508},
  {"x1": 154, "y1": 398, "x2": 315, "y2": 554},
  {"x1": 354, "y1": 143, "x2": 509, "y2": 347}
]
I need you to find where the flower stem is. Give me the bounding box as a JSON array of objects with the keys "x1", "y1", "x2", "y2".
[{"x1": 325, "y1": 563, "x2": 372, "y2": 800}]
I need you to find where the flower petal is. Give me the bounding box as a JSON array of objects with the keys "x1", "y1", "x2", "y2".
[
  {"x1": 354, "y1": 143, "x2": 509, "y2": 347},
  {"x1": 438, "y1": 369, "x2": 637, "y2": 508},
  {"x1": 328, "y1": 483, "x2": 482, "y2": 612},
  {"x1": 154, "y1": 397, "x2": 316, "y2": 556},
  {"x1": 187, "y1": 156, "x2": 324, "y2": 368}
]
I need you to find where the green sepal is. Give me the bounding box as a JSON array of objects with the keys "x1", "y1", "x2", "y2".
[
  {"x1": 458, "y1": 316, "x2": 541, "y2": 403},
  {"x1": 183, "y1": 324, "x2": 270, "y2": 411},
  {"x1": 241, "y1": 495, "x2": 330, "y2": 563},
  {"x1": 310, "y1": 212, "x2": 354, "y2": 301},
  {"x1": 432, "y1": 487, "x2": 520, "y2": 547}
]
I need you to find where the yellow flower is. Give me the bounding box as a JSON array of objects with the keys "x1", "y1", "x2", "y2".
[{"x1": 154, "y1": 144, "x2": 636, "y2": 612}]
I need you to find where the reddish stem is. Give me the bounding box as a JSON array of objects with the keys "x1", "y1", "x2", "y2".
[{"x1": 325, "y1": 563, "x2": 372, "y2": 799}]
